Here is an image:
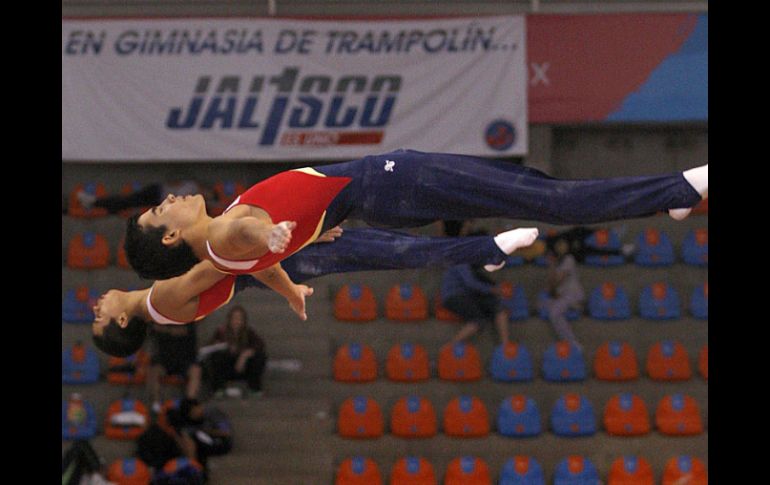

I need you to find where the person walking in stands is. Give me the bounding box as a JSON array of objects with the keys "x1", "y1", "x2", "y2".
[{"x1": 541, "y1": 238, "x2": 586, "y2": 351}]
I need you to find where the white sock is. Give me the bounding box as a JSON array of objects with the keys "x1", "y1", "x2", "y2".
[
  {"x1": 485, "y1": 227, "x2": 539, "y2": 272},
  {"x1": 669, "y1": 164, "x2": 707, "y2": 221}
]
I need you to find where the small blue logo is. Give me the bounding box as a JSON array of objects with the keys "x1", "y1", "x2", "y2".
[{"x1": 485, "y1": 120, "x2": 516, "y2": 151}]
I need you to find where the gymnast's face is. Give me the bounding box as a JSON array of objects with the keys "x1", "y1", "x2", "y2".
[
  {"x1": 137, "y1": 194, "x2": 207, "y2": 245},
  {"x1": 92, "y1": 290, "x2": 129, "y2": 337}
]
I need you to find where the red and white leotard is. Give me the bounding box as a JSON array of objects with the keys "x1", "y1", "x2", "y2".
[
  {"x1": 146, "y1": 275, "x2": 238, "y2": 324},
  {"x1": 205, "y1": 168, "x2": 351, "y2": 275}
]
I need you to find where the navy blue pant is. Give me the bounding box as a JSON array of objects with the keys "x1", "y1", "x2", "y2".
[
  {"x1": 234, "y1": 227, "x2": 506, "y2": 292},
  {"x1": 314, "y1": 149, "x2": 701, "y2": 230}
]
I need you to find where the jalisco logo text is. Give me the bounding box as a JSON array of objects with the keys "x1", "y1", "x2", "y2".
[{"x1": 166, "y1": 67, "x2": 400, "y2": 147}]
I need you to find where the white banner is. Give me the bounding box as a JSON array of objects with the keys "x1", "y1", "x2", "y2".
[{"x1": 62, "y1": 16, "x2": 527, "y2": 161}]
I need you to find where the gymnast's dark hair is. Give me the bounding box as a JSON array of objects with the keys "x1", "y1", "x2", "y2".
[
  {"x1": 124, "y1": 214, "x2": 201, "y2": 280},
  {"x1": 92, "y1": 317, "x2": 149, "y2": 358}
]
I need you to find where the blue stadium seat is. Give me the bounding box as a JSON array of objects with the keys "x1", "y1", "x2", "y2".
[
  {"x1": 489, "y1": 343, "x2": 534, "y2": 382},
  {"x1": 550, "y1": 394, "x2": 596, "y2": 437},
  {"x1": 538, "y1": 291, "x2": 581, "y2": 321},
  {"x1": 639, "y1": 282, "x2": 681, "y2": 320},
  {"x1": 497, "y1": 395, "x2": 542, "y2": 438},
  {"x1": 542, "y1": 342, "x2": 586, "y2": 382},
  {"x1": 553, "y1": 456, "x2": 601, "y2": 485},
  {"x1": 62, "y1": 394, "x2": 97, "y2": 440},
  {"x1": 584, "y1": 229, "x2": 625, "y2": 266},
  {"x1": 499, "y1": 456, "x2": 545, "y2": 485},
  {"x1": 62, "y1": 342, "x2": 100, "y2": 384},
  {"x1": 588, "y1": 282, "x2": 631, "y2": 320},
  {"x1": 62, "y1": 286, "x2": 101, "y2": 323},
  {"x1": 682, "y1": 228, "x2": 708, "y2": 267},
  {"x1": 498, "y1": 282, "x2": 530, "y2": 321},
  {"x1": 690, "y1": 282, "x2": 708, "y2": 320},
  {"x1": 634, "y1": 228, "x2": 675, "y2": 266}
]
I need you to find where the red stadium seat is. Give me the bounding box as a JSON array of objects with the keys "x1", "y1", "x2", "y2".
[
  {"x1": 67, "y1": 232, "x2": 111, "y2": 269},
  {"x1": 208, "y1": 181, "x2": 247, "y2": 216},
  {"x1": 438, "y1": 342, "x2": 482, "y2": 382},
  {"x1": 603, "y1": 393, "x2": 651, "y2": 436},
  {"x1": 444, "y1": 457, "x2": 491, "y2": 485},
  {"x1": 434, "y1": 293, "x2": 461, "y2": 322},
  {"x1": 646, "y1": 341, "x2": 692, "y2": 381},
  {"x1": 104, "y1": 398, "x2": 150, "y2": 440},
  {"x1": 107, "y1": 350, "x2": 149, "y2": 385},
  {"x1": 443, "y1": 396, "x2": 490, "y2": 437},
  {"x1": 389, "y1": 457, "x2": 436, "y2": 485},
  {"x1": 334, "y1": 284, "x2": 378, "y2": 322},
  {"x1": 699, "y1": 345, "x2": 708, "y2": 379},
  {"x1": 106, "y1": 457, "x2": 152, "y2": 485},
  {"x1": 385, "y1": 283, "x2": 429, "y2": 321},
  {"x1": 655, "y1": 394, "x2": 703, "y2": 436},
  {"x1": 390, "y1": 396, "x2": 437, "y2": 438},
  {"x1": 385, "y1": 343, "x2": 430, "y2": 382},
  {"x1": 333, "y1": 343, "x2": 378, "y2": 382},
  {"x1": 335, "y1": 457, "x2": 382, "y2": 485},
  {"x1": 662, "y1": 456, "x2": 707, "y2": 485},
  {"x1": 338, "y1": 396, "x2": 384, "y2": 439},
  {"x1": 594, "y1": 341, "x2": 639, "y2": 381},
  {"x1": 68, "y1": 183, "x2": 109, "y2": 218},
  {"x1": 608, "y1": 456, "x2": 654, "y2": 485}
]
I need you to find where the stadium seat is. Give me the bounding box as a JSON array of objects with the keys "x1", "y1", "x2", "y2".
[
  {"x1": 538, "y1": 291, "x2": 581, "y2": 321},
  {"x1": 655, "y1": 394, "x2": 704, "y2": 436},
  {"x1": 488, "y1": 342, "x2": 534, "y2": 382},
  {"x1": 438, "y1": 342, "x2": 483, "y2": 381},
  {"x1": 389, "y1": 456, "x2": 436, "y2": 485},
  {"x1": 603, "y1": 393, "x2": 651, "y2": 436},
  {"x1": 385, "y1": 283, "x2": 429, "y2": 321},
  {"x1": 67, "y1": 232, "x2": 111, "y2": 269},
  {"x1": 690, "y1": 282, "x2": 708, "y2": 319},
  {"x1": 104, "y1": 398, "x2": 150, "y2": 440},
  {"x1": 593, "y1": 341, "x2": 639, "y2": 381},
  {"x1": 68, "y1": 182, "x2": 108, "y2": 218},
  {"x1": 498, "y1": 281, "x2": 530, "y2": 321},
  {"x1": 333, "y1": 343, "x2": 378, "y2": 382},
  {"x1": 638, "y1": 282, "x2": 680, "y2": 320},
  {"x1": 499, "y1": 456, "x2": 545, "y2": 485},
  {"x1": 62, "y1": 393, "x2": 97, "y2": 440},
  {"x1": 496, "y1": 395, "x2": 542, "y2": 438},
  {"x1": 553, "y1": 456, "x2": 601, "y2": 485},
  {"x1": 542, "y1": 341, "x2": 586, "y2": 382},
  {"x1": 117, "y1": 181, "x2": 153, "y2": 218},
  {"x1": 699, "y1": 345, "x2": 708, "y2": 379},
  {"x1": 588, "y1": 282, "x2": 631, "y2": 320},
  {"x1": 106, "y1": 457, "x2": 152, "y2": 485},
  {"x1": 208, "y1": 181, "x2": 247, "y2": 216},
  {"x1": 584, "y1": 228, "x2": 625, "y2": 266},
  {"x1": 443, "y1": 396, "x2": 490, "y2": 437},
  {"x1": 385, "y1": 342, "x2": 430, "y2": 382},
  {"x1": 334, "y1": 284, "x2": 378, "y2": 321},
  {"x1": 156, "y1": 458, "x2": 205, "y2": 483},
  {"x1": 634, "y1": 228, "x2": 675, "y2": 266},
  {"x1": 434, "y1": 293, "x2": 461, "y2": 322},
  {"x1": 335, "y1": 457, "x2": 382, "y2": 485},
  {"x1": 444, "y1": 457, "x2": 491, "y2": 485},
  {"x1": 62, "y1": 342, "x2": 100, "y2": 384},
  {"x1": 390, "y1": 396, "x2": 437, "y2": 438},
  {"x1": 662, "y1": 456, "x2": 707, "y2": 485},
  {"x1": 646, "y1": 341, "x2": 692, "y2": 381},
  {"x1": 550, "y1": 394, "x2": 596, "y2": 437},
  {"x1": 107, "y1": 350, "x2": 150, "y2": 385},
  {"x1": 116, "y1": 236, "x2": 130, "y2": 269},
  {"x1": 338, "y1": 396, "x2": 384, "y2": 439},
  {"x1": 62, "y1": 286, "x2": 101, "y2": 323},
  {"x1": 607, "y1": 456, "x2": 654, "y2": 485},
  {"x1": 682, "y1": 228, "x2": 708, "y2": 266}
]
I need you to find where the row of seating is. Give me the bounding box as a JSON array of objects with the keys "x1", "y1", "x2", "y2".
[
  {"x1": 63, "y1": 346, "x2": 185, "y2": 386},
  {"x1": 98, "y1": 457, "x2": 204, "y2": 485},
  {"x1": 332, "y1": 281, "x2": 707, "y2": 322},
  {"x1": 335, "y1": 454, "x2": 707, "y2": 485},
  {"x1": 336, "y1": 393, "x2": 705, "y2": 439},
  {"x1": 62, "y1": 227, "x2": 708, "y2": 270},
  {"x1": 65, "y1": 181, "x2": 245, "y2": 219},
  {"x1": 333, "y1": 341, "x2": 708, "y2": 383}
]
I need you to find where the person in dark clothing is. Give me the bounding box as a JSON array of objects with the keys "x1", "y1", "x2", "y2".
[
  {"x1": 61, "y1": 440, "x2": 107, "y2": 485},
  {"x1": 147, "y1": 323, "x2": 202, "y2": 413},
  {"x1": 201, "y1": 305, "x2": 267, "y2": 398},
  {"x1": 167, "y1": 398, "x2": 234, "y2": 470}
]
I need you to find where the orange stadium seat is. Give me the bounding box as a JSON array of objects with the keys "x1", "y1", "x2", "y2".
[
  {"x1": 338, "y1": 396, "x2": 384, "y2": 439},
  {"x1": 106, "y1": 457, "x2": 152, "y2": 485},
  {"x1": 646, "y1": 341, "x2": 692, "y2": 381},
  {"x1": 334, "y1": 284, "x2": 378, "y2": 321},
  {"x1": 335, "y1": 457, "x2": 382, "y2": 485},
  {"x1": 434, "y1": 293, "x2": 461, "y2": 322},
  {"x1": 662, "y1": 456, "x2": 707, "y2": 485},
  {"x1": 104, "y1": 398, "x2": 150, "y2": 440},
  {"x1": 208, "y1": 181, "x2": 247, "y2": 216},
  {"x1": 607, "y1": 456, "x2": 654, "y2": 485},
  {"x1": 603, "y1": 393, "x2": 651, "y2": 436},
  {"x1": 443, "y1": 396, "x2": 490, "y2": 438},
  {"x1": 594, "y1": 341, "x2": 639, "y2": 381},
  {"x1": 107, "y1": 350, "x2": 150, "y2": 385},
  {"x1": 699, "y1": 345, "x2": 708, "y2": 379},
  {"x1": 385, "y1": 342, "x2": 430, "y2": 382},
  {"x1": 438, "y1": 342, "x2": 482, "y2": 382},
  {"x1": 333, "y1": 343, "x2": 378, "y2": 382},
  {"x1": 385, "y1": 283, "x2": 429, "y2": 321},
  {"x1": 116, "y1": 236, "x2": 130, "y2": 269},
  {"x1": 389, "y1": 456, "x2": 436, "y2": 485},
  {"x1": 655, "y1": 394, "x2": 703, "y2": 436},
  {"x1": 68, "y1": 182, "x2": 108, "y2": 218},
  {"x1": 67, "y1": 232, "x2": 111, "y2": 269},
  {"x1": 390, "y1": 396, "x2": 437, "y2": 438},
  {"x1": 444, "y1": 457, "x2": 491, "y2": 485}
]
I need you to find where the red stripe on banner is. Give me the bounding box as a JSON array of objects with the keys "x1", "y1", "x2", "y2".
[
  {"x1": 280, "y1": 131, "x2": 384, "y2": 146},
  {"x1": 528, "y1": 14, "x2": 698, "y2": 123}
]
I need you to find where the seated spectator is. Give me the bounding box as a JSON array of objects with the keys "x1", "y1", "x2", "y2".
[
  {"x1": 440, "y1": 232, "x2": 510, "y2": 345},
  {"x1": 75, "y1": 179, "x2": 215, "y2": 215},
  {"x1": 201, "y1": 305, "x2": 268, "y2": 399},
  {"x1": 146, "y1": 323, "x2": 202, "y2": 413},
  {"x1": 539, "y1": 239, "x2": 585, "y2": 351}
]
